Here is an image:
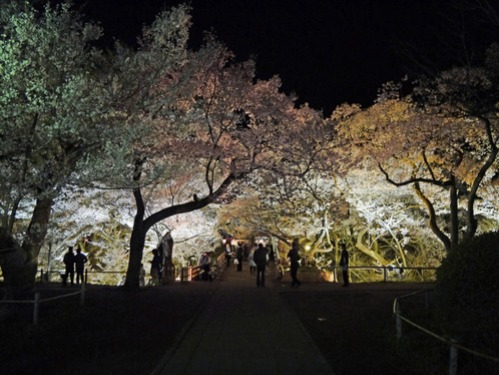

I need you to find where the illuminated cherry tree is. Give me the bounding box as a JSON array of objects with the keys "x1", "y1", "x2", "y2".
[
  {"x1": 337, "y1": 46, "x2": 499, "y2": 252},
  {"x1": 0, "y1": 2, "x2": 115, "y2": 295}
]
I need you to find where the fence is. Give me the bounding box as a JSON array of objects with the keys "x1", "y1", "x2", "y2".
[
  {"x1": 36, "y1": 251, "x2": 230, "y2": 285},
  {"x1": 2, "y1": 262, "x2": 436, "y2": 287},
  {"x1": 0, "y1": 281, "x2": 86, "y2": 326},
  {"x1": 180, "y1": 251, "x2": 228, "y2": 282},
  {"x1": 324, "y1": 265, "x2": 437, "y2": 283},
  {"x1": 393, "y1": 289, "x2": 499, "y2": 374}
]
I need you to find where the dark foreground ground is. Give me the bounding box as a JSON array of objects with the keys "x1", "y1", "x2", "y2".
[{"x1": 0, "y1": 279, "x2": 433, "y2": 375}]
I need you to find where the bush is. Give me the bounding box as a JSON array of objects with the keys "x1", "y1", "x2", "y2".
[{"x1": 435, "y1": 232, "x2": 499, "y2": 360}]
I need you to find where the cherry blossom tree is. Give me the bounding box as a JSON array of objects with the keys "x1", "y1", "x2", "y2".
[
  {"x1": 0, "y1": 2, "x2": 114, "y2": 295},
  {"x1": 105, "y1": 11, "x2": 319, "y2": 287},
  {"x1": 337, "y1": 46, "x2": 499, "y2": 252}
]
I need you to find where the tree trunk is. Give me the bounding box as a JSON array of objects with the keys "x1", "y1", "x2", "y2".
[
  {"x1": 123, "y1": 170, "x2": 240, "y2": 289},
  {"x1": 0, "y1": 196, "x2": 53, "y2": 298},
  {"x1": 23, "y1": 196, "x2": 53, "y2": 261},
  {"x1": 124, "y1": 181, "x2": 146, "y2": 289},
  {"x1": 449, "y1": 177, "x2": 459, "y2": 252},
  {"x1": 124, "y1": 221, "x2": 146, "y2": 289},
  {"x1": 413, "y1": 182, "x2": 451, "y2": 252}
]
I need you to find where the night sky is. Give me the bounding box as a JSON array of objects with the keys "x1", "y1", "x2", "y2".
[{"x1": 71, "y1": 0, "x2": 498, "y2": 115}]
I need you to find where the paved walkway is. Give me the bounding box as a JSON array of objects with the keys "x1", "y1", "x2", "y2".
[{"x1": 151, "y1": 262, "x2": 335, "y2": 375}]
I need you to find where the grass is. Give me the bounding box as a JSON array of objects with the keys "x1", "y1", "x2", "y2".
[{"x1": 0, "y1": 283, "x2": 214, "y2": 375}]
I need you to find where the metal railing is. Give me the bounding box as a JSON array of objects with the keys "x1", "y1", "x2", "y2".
[
  {"x1": 1, "y1": 262, "x2": 435, "y2": 287},
  {"x1": 323, "y1": 265, "x2": 437, "y2": 283},
  {"x1": 0, "y1": 281, "x2": 86, "y2": 326},
  {"x1": 393, "y1": 289, "x2": 499, "y2": 374}
]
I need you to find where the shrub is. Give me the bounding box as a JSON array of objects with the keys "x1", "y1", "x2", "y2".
[{"x1": 435, "y1": 232, "x2": 499, "y2": 359}]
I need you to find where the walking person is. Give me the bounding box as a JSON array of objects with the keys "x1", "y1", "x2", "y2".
[
  {"x1": 74, "y1": 245, "x2": 88, "y2": 285},
  {"x1": 287, "y1": 239, "x2": 302, "y2": 287},
  {"x1": 253, "y1": 243, "x2": 268, "y2": 287},
  {"x1": 62, "y1": 246, "x2": 75, "y2": 286},
  {"x1": 339, "y1": 243, "x2": 349, "y2": 287}
]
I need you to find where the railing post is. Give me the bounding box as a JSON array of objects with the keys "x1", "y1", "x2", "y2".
[
  {"x1": 383, "y1": 266, "x2": 387, "y2": 283},
  {"x1": 395, "y1": 300, "x2": 402, "y2": 341},
  {"x1": 449, "y1": 339, "x2": 458, "y2": 375},
  {"x1": 39, "y1": 269, "x2": 44, "y2": 284},
  {"x1": 33, "y1": 292, "x2": 40, "y2": 326},
  {"x1": 80, "y1": 279, "x2": 86, "y2": 307}
]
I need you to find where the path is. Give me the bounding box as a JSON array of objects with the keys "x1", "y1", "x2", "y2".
[{"x1": 151, "y1": 262, "x2": 335, "y2": 375}]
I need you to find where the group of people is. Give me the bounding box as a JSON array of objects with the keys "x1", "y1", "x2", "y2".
[
  {"x1": 222, "y1": 239, "x2": 303, "y2": 288},
  {"x1": 232, "y1": 239, "x2": 350, "y2": 288},
  {"x1": 62, "y1": 245, "x2": 88, "y2": 286}
]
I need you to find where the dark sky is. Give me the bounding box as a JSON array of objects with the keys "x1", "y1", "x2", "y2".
[{"x1": 73, "y1": 0, "x2": 498, "y2": 115}]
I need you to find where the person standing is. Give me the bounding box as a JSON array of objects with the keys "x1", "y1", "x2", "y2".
[
  {"x1": 74, "y1": 245, "x2": 88, "y2": 285},
  {"x1": 198, "y1": 252, "x2": 212, "y2": 281},
  {"x1": 236, "y1": 242, "x2": 244, "y2": 272},
  {"x1": 339, "y1": 243, "x2": 349, "y2": 287},
  {"x1": 150, "y1": 249, "x2": 161, "y2": 286},
  {"x1": 287, "y1": 239, "x2": 302, "y2": 287},
  {"x1": 63, "y1": 246, "x2": 75, "y2": 286},
  {"x1": 253, "y1": 243, "x2": 268, "y2": 287},
  {"x1": 225, "y1": 244, "x2": 232, "y2": 268},
  {"x1": 248, "y1": 248, "x2": 257, "y2": 275}
]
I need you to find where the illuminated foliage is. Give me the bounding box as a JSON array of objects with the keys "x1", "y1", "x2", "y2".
[
  {"x1": 0, "y1": 1, "x2": 114, "y2": 295},
  {"x1": 337, "y1": 47, "x2": 499, "y2": 252}
]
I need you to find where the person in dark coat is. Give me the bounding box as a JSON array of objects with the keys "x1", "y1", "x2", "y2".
[
  {"x1": 74, "y1": 246, "x2": 88, "y2": 285},
  {"x1": 253, "y1": 243, "x2": 268, "y2": 287},
  {"x1": 63, "y1": 246, "x2": 75, "y2": 286},
  {"x1": 236, "y1": 242, "x2": 244, "y2": 272},
  {"x1": 287, "y1": 239, "x2": 302, "y2": 287},
  {"x1": 150, "y1": 249, "x2": 161, "y2": 286},
  {"x1": 339, "y1": 243, "x2": 349, "y2": 287},
  {"x1": 198, "y1": 252, "x2": 212, "y2": 281}
]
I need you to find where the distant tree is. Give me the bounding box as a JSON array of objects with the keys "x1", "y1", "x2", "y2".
[
  {"x1": 217, "y1": 106, "x2": 343, "y2": 265},
  {"x1": 0, "y1": 2, "x2": 113, "y2": 296}
]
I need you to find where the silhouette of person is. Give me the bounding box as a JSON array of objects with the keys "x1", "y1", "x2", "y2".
[
  {"x1": 236, "y1": 242, "x2": 244, "y2": 271},
  {"x1": 63, "y1": 246, "x2": 75, "y2": 286},
  {"x1": 224, "y1": 242, "x2": 233, "y2": 268},
  {"x1": 199, "y1": 252, "x2": 212, "y2": 281},
  {"x1": 150, "y1": 249, "x2": 161, "y2": 286},
  {"x1": 287, "y1": 239, "x2": 302, "y2": 287},
  {"x1": 253, "y1": 243, "x2": 268, "y2": 287},
  {"x1": 339, "y1": 243, "x2": 349, "y2": 287},
  {"x1": 248, "y1": 248, "x2": 257, "y2": 275},
  {"x1": 74, "y1": 246, "x2": 88, "y2": 285}
]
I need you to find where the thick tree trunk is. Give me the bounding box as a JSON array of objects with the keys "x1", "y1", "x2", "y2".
[
  {"x1": 449, "y1": 177, "x2": 459, "y2": 252},
  {"x1": 124, "y1": 180, "x2": 146, "y2": 289},
  {"x1": 124, "y1": 221, "x2": 146, "y2": 289},
  {"x1": 0, "y1": 196, "x2": 53, "y2": 298}
]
